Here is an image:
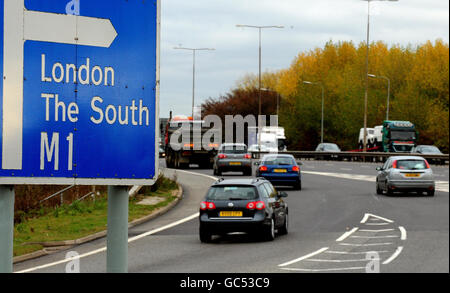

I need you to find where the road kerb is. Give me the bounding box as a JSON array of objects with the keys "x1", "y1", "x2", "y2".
[{"x1": 13, "y1": 184, "x2": 183, "y2": 264}]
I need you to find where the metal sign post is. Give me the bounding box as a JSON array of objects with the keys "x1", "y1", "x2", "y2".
[
  {"x1": 0, "y1": 186, "x2": 14, "y2": 273},
  {"x1": 0, "y1": 0, "x2": 160, "y2": 273},
  {"x1": 107, "y1": 186, "x2": 129, "y2": 273}
]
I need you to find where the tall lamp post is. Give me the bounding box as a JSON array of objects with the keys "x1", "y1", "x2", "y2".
[
  {"x1": 368, "y1": 74, "x2": 391, "y2": 121},
  {"x1": 303, "y1": 81, "x2": 325, "y2": 145},
  {"x1": 174, "y1": 46, "x2": 215, "y2": 119},
  {"x1": 261, "y1": 88, "x2": 281, "y2": 118},
  {"x1": 361, "y1": 0, "x2": 398, "y2": 152},
  {"x1": 236, "y1": 25, "x2": 284, "y2": 149}
]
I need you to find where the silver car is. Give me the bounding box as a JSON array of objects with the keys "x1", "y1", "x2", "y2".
[
  {"x1": 376, "y1": 156, "x2": 435, "y2": 196},
  {"x1": 213, "y1": 143, "x2": 252, "y2": 176}
]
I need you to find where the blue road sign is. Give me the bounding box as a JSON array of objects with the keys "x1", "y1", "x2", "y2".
[{"x1": 0, "y1": 0, "x2": 160, "y2": 185}]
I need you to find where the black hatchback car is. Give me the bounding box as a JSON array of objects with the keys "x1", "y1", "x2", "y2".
[{"x1": 199, "y1": 178, "x2": 288, "y2": 243}]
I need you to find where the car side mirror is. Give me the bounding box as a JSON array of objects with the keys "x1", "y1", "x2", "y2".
[
  {"x1": 278, "y1": 191, "x2": 288, "y2": 198},
  {"x1": 376, "y1": 167, "x2": 383, "y2": 171},
  {"x1": 254, "y1": 162, "x2": 260, "y2": 166},
  {"x1": 298, "y1": 162, "x2": 303, "y2": 166}
]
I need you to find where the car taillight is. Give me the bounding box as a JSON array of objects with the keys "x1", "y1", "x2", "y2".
[
  {"x1": 425, "y1": 160, "x2": 431, "y2": 169},
  {"x1": 255, "y1": 201, "x2": 266, "y2": 210},
  {"x1": 246, "y1": 202, "x2": 256, "y2": 210},
  {"x1": 246, "y1": 201, "x2": 266, "y2": 210},
  {"x1": 200, "y1": 201, "x2": 216, "y2": 210},
  {"x1": 292, "y1": 166, "x2": 300, "y2": 172},
  {"x1": 218, "y1": 154, "x2": 227, "y2": 159},
  {"x1": 392, "y1": 160, "x2": 398, "y2": 169},
  {"x1": 244, "y1": 154, "x2": 252, "y2": 159},
  {"x1": 259, "y1": 166, "x2": 268, "y2": 172}
]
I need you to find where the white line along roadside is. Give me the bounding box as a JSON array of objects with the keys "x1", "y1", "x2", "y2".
[
  {"x1": 302, "y1": 171, "x2": 449, "y2": 193},
  {"x1": 16, "y1": 169, "x2": 218, "y2": 273}
]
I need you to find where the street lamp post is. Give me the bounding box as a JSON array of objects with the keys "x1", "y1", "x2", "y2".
[
  {"x1": 303, "y1": 81, "x2": 325, "y2": 145},
  {"x1": 236, "y1": 25, "x2": 284, "y2": 150},
  {"x1": 361, "y1": 0, "x2": 398, "y2": 152},
  {"x1": 174, "y1": 47, "x2": 215, "y2": 119},
  {"x1": 368, "y1": 74, "x2": 391, "y2": 121}
]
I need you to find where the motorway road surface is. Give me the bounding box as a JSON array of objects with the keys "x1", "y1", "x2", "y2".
[{"x1": 14, "y1": 160, "x2": 449, "y2": 273}]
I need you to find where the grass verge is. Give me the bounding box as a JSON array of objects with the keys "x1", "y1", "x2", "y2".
[{"x1": 13, "y1": 176, "x2": 178, "y2": 258}]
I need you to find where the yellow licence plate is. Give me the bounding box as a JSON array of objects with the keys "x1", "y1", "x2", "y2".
[
  {"x1": 229, "y1": 162, "x2": 242, "y2": 166},
  {"x1": 220, "y1": 211, "x2": 243, "y2": 217},
  {"x1": 274, "y1": 169, "x2": 287, "y2": 173},
  {"x1": 405, "y1": 173, "x2": 420, "y2": 178}
]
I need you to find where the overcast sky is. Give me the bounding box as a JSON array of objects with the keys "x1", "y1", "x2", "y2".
[{"x1": 160, "y1": 0, "x2": 449, "y2": 118}]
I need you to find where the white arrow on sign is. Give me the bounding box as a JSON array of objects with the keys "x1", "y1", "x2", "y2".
[{"x1": 2, "y1": 0, "x2": 118, "y2": 170}]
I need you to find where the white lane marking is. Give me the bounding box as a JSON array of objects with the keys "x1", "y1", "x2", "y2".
[
  {"x1": 361, "y1": 213, "x2": 394, "y2": 224},
  {"x1": 303, "y1": 171, "x2": 449, "y2": 193},
  {"x1": 307, "y1": 258, "x2": 380, "y2": 263},
  {"x1": 340, "y1": 168, "x2": 353, "y2": 171},
  {"x1": 399, "y1": 226, "x2": 407, "y2": 241},
  {"x1": 278, "y1": 247, "x2": 329, "y2": 267},
  {"x1": 359, "y1": 229, "x2": 395, "y2": 232},
  {"x1": 16, "y1": 169, "x2": 219, "y2": 273},
  {"x1": 336, "y1": 228, "x2": 359, "y2": 242},
  {"x1": 350, "y1": 235, "x2": 399, "y2": 239},
  {"x1": 339, "y1": 242, "x2": 393, "y2": 247},
  {"x1": 365, "y1": 223, "x2": 390, "y2": 226},
  {"x1": 383, "y1": 246, "x2": 404, "y2": 264},
  {"x1": 16, "y1": 212, "x2": 200, "y2": 273},
  {"x1": 170, "y1": 169, "x2": 218, "y2": 181},
  {"x1": 281, "y1": 267, "x2": 366, "y2": 272},
  {"x1": 326, "y1": 250, "x2": 391, "y2": 255}
]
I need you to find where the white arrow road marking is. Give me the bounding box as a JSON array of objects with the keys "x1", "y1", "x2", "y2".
[
  {"x1": 361, "y1": 213, "x2": 394, "y2": 224},
  {"x1": 278, "y1": 213, "x2": 407, "y2": 272},
  {"x1": 278, "y1": 247, "x2": 329, "y2": 267},
  {"x1": 2, "y1": 0, "x2": 117, "y2": 170},
  {"x1": 336, "y1": 227, "x2": 359, "y2": 242},
  {"x1": 383, "y1": 246, "x2": 404, "y2": 265}
]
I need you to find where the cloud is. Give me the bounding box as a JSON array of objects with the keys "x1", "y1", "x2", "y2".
[{"x1": 160, "y1": 0, "x2": 449, "y2": 117}]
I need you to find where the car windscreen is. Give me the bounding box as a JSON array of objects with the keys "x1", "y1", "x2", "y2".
[
  {"x1": 206, "y1": 186, "x2": 258, "y2": 201},
  {"x1": 393, "y1": 145, "x2": 413, "y2": 152},
  {"x1": 263, "y1": 157, "x2": 296, "y2": 166},
  {"x1": 323, "y1": 144, "x2": 340, "y2": 151},
  {"x1": 396, "y1": 160, "x2": 428, "y2": 170},
  {"x1": 420, "y1": 146, "x2": 441, "y2": 154},
  {"x1": 220, "y1": 145, "x2": 247, "y2": 154},
  {"x1": 390, "y1": 131, "x2": 416, "y2": 140}
]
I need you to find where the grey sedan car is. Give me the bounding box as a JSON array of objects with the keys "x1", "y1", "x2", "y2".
[
  {"x1": 376, "y1": 156, "x2": 435, "y2": 196},
  {"x1": 213, "y1": 143, "x2": 252, "y2": 176}
]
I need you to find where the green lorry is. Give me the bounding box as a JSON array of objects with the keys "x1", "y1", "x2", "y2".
[{"x1": 381, "y1": 121, "x2": 418, "y2": 153}]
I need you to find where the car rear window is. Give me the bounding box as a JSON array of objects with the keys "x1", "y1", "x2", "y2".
[
  {"x1": 263, "y1": 157, "x2": 295, "y2": 166},
  {"x1": 206, "y1": 186, "x2": 258, "y2": 200},
  {"x1": 221, "y1": 145, "x2": 247, "y2": 154},
  {"x1": 396, "y1": 160, "x2": 428, "y2": 170}
]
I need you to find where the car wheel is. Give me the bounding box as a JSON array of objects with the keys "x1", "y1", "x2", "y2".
[
  {"x1": 294, "y1": 181, "x2": 302, "y2": 191},
  {"x1": 216, "y1": 168, "x2": 222, "y2": 176},
  {"x1": 278, "y1": 214, "x2": 288, "y2": 235},
  {"x1": 427, "y1": 190, "x2": 435, "y2": 197},
  {"x1": 376, "y1": 181, "x2": 383, "y2": 195},
  {"x1": 199, "y1": 226, "x2": 212, "y2": 243},
  {"x1": 263, "y1": 218, "x2": 275, "y2": 241},
  {"x1": 244, "y1": 168, "x2": 252, "y2": 176}
]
